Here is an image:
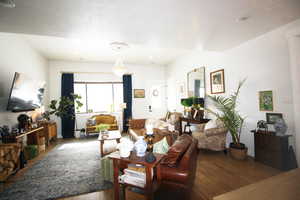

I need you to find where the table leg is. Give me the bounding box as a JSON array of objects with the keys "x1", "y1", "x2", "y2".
[
  {"x1": 113, "y1": 159, "x2": 120, "y2": 200},
  {"x1": 179, "y1": 118, "x2": 183, "y2": 135},
  {"x1": 100, "y1": 141, "x2": 104, "y2": 157},
  {"x1": 145, "y1": 166, "x2": 154, "y2": 200}
]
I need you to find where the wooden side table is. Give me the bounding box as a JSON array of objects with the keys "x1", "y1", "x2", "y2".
[
  {"x1": 109, "y1": 152, "x2": 164, "y2": 200},
  {"x1": 97, "y1": 130, "x2": 121, "y2": 157},
  {"x1": 179, "y1": 117, "x2": 210, "y2": 135}
]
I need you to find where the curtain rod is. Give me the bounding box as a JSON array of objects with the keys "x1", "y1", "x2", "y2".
[{"x1": 60, "y1": 71, "x2": 133, "y2": 75}]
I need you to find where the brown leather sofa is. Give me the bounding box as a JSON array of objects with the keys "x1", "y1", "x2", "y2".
[
  {"x1": 156, "y1": 134, "x2": 198, "y2": 200},
  {"x1": 86, "y1": 114, "x2": 118, "y2": 135},
  {"x1": 128, "y1": 119, "x2": 176, "y2": 146}
]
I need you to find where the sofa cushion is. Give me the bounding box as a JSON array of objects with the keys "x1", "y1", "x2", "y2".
[
  {"x1": 146, "y1": 119, "x2": 169, "y2": 130},
  {"x1": 129, "y1": 119, "x2": 146, "y2": 129},
  {"x1": 161, "y1": 134, "x2": 193, "y2": 167},
  {"x1": 131, "y1": 128, "x2": 146, "y2": 137},
  {"x1": 190, "y1": 123, "x2": 206, "y2": 132},
  {"x1": 87, "y1": 118, "x2": 96, "y2": 126},
  {"x1": 153, "y1": 137, "x2": 170, "y2": 155}
]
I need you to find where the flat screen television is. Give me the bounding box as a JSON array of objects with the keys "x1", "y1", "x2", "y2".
[{"x1": 7, "y1": 72, "x2": 46, "y2": 112}]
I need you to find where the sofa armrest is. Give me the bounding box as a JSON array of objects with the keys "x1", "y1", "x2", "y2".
[
  {"x1": 204, "y1": 127, "x2": 228, "y2": 137},
  {"x1": 129, "y1": 128, "x2": 146, "y2": 141},
  {"x1": 157, "y1": 165, "x2": 189, "y2": 185}
]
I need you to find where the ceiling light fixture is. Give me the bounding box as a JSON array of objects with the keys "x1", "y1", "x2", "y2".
[
  {"x1": 0, "y1": 0, "x2": 16, "y2": 8},
  {"x1": 111, "y1": 42, "x2": 129, "y2": 77}
]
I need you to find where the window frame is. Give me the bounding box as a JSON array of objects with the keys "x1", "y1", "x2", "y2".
[{"x1": 74, "y1": 81, "x2": 123, "y2": 114}]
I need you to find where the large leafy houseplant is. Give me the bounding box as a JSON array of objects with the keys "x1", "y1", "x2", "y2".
[
  {"x1": 207, "y1": 80, "x2": 247, "y2": 159},
  {"x1": 43, "y1": 94, "x2": 83, "y2": 120}
]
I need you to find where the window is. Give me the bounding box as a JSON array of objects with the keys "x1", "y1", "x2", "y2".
[{"x1": 74, "y1": 82, "x2": 123, "y2": 113}]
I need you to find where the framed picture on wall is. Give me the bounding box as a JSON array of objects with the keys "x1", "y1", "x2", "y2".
[
  {"x1": 210, "y1": 69, "x2": 225, "y2": 94},
  {"x1": 134, "y1": 89, "x2": 145, "y2": 98},
  {"x1": 178, "y1": 82, "x2": 186, "y2": 98},
  {"x1": 266, "y1": 113, "x2": 283, "y2": 124},
  {"x1": 259, "y1": 90, "x2": 273, "y2": 111}
]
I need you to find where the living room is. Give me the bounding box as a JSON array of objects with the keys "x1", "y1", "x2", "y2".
[{"x1": 0, "y1": 0, "x2": 300, "y2": 200}]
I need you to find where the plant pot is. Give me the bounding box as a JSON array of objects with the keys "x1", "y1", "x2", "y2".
[{"x1": 229, "y1": 143, "x2": 248, "y2": 160}]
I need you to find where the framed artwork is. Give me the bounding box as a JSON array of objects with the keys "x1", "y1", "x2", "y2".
[
  {"x1": 134, "y1": 89, "x2": 145, "y2": 98},
  {"x1": 259, "y1": 91, "x2": 273, "y2": 111},
  {"x1": 178, "y1": 82, "x2": 186, "y2": 98},
  {"x1": 210, "y1": 69, "x2": 225, "y2": 94},
  {"x1": 266, "y1": 113, "x2": 283, "y2": 124}
]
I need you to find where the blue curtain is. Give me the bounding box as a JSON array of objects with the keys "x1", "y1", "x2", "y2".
[
  {"x1": 123, "y1": 75, "x2": 132, "y2": 132},
  {"x1": 61, "y1": 73, "x2": 75, "y2": 138}
]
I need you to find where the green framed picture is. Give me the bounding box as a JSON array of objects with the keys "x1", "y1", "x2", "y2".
[
  {"x1": 259, "y1": 91, "x2": 273, "y2": 111},
  {"x1": 134, "y1": 89, "x2": 145, "y2": 98}
]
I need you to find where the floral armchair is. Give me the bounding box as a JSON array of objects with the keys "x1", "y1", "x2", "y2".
[{"x1": 191, "y1": 123, "x2": 228, "y2": 151}]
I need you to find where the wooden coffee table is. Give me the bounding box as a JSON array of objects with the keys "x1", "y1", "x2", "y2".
[{"x1": 97, "y1": 130, "x2": 121, "y2": 157}]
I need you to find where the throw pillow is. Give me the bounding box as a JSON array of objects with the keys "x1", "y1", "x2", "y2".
[
  {"x1": 146, "y1": 119, "x2": 168, "y2": 129},
  {"x1": 190, "y1": 124, "x2": 205, "y2": 132},
  {"x1": 204, "y1": 119, "x2": 218, "y2": 130},
  {"x1": 87, "y1": 118, "x2": 96, "y2": 126},
  {"x1": 153, "y1": 137, "x2": 170, "y2": 154}
]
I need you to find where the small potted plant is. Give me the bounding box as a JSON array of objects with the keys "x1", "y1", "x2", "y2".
[
  {"x1": 207, "y1": 80, "x2": 247, "y2": 160},
  {"x1": 181, "y1": 97, "x2": 193, "y2": 117},
  {"x1": 95, "y1": 124, "x2": 110, "y2": 139},
  {"x1": 181, "y1": 97, "x2": 204, "y2": 119}
]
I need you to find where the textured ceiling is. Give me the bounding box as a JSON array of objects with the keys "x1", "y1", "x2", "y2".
[{"x1": 0, "y1": 0, "x2": 300, "y2": 64}]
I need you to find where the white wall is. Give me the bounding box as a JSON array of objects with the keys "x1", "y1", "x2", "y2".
[
  {"x1": 288, "y1": 34, "x2": 300, "y2": 164},
  {"x1": 166, "y1": 19, "x2": 300, "y2": 157},
  {"x1": 48, "y1": 60, "x2": 167, "y2": 138},
  {"x1": 0, "y1": 32, "x2": 48, "y2": 128}
]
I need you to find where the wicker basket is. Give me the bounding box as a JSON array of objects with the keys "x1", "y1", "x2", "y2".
[{"x1": 229, "y1": 147, "x2": 248, "y2": 160}]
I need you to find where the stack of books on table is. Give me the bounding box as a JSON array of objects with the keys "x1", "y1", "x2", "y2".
[{"x1": 119, "y1": 164, "x2": 147, "y2": 188}]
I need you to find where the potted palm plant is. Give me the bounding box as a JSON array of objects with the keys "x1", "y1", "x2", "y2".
[{"x1": 207, "y1": 80, "x2": 247, "y2": 160}]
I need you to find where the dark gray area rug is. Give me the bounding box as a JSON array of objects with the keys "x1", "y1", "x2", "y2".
[{"x1": 0, "y1": 138, "x2": 112, "y2": 200}]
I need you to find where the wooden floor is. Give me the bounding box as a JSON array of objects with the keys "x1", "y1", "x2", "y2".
[
  {"x1": 60, "y1": 150, "x2": 280, "y2": 200},
  {"x1": 1, "y1": 140, "x2": 281, "y2": 200}
]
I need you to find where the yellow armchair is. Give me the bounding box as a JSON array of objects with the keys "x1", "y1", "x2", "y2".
[{"x1": 86, "y1": 114, "x2": 118, "y2": 135}]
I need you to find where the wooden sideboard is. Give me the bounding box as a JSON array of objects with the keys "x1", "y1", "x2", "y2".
[
  {"x1": 251, "y1": 130, "x2": 297, "y2": 171},
  {"x1": 39, "y1": 122, "x2": 57, "y2": 146}
]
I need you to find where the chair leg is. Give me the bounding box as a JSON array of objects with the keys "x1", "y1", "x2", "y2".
[{"x1": 223, "y1": 149, "x2": 228, "y2": 155}]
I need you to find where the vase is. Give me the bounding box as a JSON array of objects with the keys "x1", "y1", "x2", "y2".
[
  {"x1": 117, "y1": 139, "x2": 134, "y2": 158},
  {"x1": 134, "y1": 136, "x2": 147, "y2": 157}
]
